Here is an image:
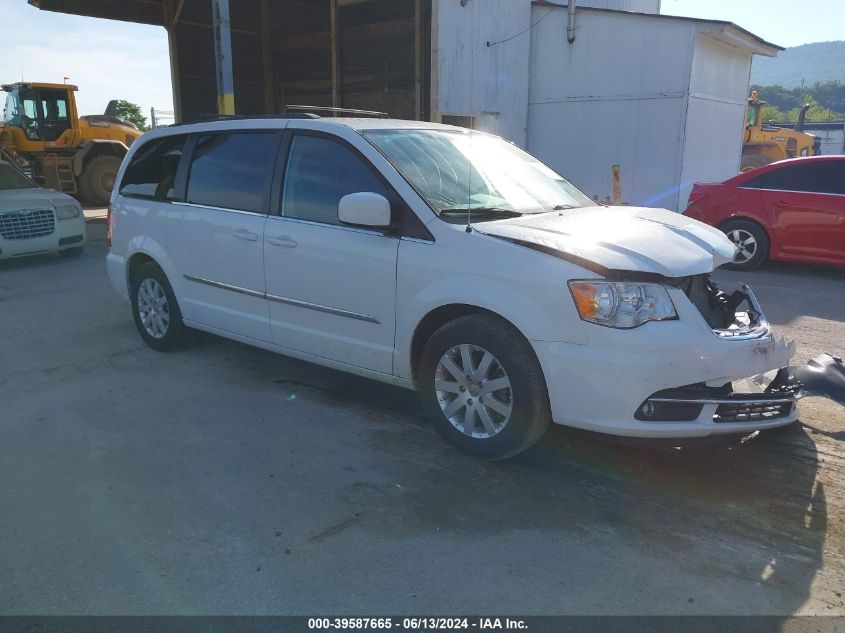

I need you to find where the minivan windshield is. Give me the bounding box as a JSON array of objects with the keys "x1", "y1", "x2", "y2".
[
  {"x1": 364, "y1": 129, "x2": 596, "y2": 218},
  {"x1": 0, "y1": 163, "x2": 37, "y2": 190}
]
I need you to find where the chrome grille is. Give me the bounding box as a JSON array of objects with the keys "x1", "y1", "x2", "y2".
[{"x1": 0, "y1": 209, "x2": 56, "y2": 240}]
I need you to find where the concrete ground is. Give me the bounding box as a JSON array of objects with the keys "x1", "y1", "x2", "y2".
[{"x1": 1, "y1": 215, "x2": 843, "y2": 616}]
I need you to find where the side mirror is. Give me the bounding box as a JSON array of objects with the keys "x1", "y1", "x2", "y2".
[
  {"x1": 338, "y1": 192, "x2": 391, "y2": 228},
  {"x1": 33, "y1": 175, "x2": 47, "y2": 186}
]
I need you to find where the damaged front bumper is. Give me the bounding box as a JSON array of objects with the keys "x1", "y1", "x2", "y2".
[{"x1": 533, "y1": 280, "x2": 799, "y2": 438}]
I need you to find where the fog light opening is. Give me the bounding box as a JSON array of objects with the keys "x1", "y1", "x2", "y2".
[{"x1": 640, "y1": 401, "x2": 656, "y2": 419}]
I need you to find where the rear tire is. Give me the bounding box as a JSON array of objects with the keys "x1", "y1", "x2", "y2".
[
  {"x1": 129, "y1": 262, "x2": 189, "y2": 352},
  {"x1": 721, "y1": 219, "x2": 769, "y2": 271},
  {"x1": 79, "y1": 155, "x2": 122, "y2": 207},
  {"x1": 418, "y1": 314, "x2": 551, "y2": 459}
]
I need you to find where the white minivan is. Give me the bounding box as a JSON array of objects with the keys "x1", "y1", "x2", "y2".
[{"x1": 106, "y1": 114, "x2": 798, "y2": 458}]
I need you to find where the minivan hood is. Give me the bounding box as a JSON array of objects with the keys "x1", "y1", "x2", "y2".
[
  {"x1": 0, "y1": 188, "x2": 75, "y2": 212},
  {"x1": 479, "y1": 205, "x2": 736, "y2": 278}
]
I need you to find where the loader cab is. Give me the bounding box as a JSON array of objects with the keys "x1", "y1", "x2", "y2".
[
  {"x1": 745, "y1": 91, "x2": 764, "y2": 131},
  {"x1": 1, "y1": 83, "x2": 77, "y2": 147}
]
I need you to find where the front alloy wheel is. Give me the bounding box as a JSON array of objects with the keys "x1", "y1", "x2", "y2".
[
  {"x1": 419, "y1": 314, "x2": 551, "y2": 459},
  {"x1": 435, "y1": 344, "x2": 513, "y2": 439}
]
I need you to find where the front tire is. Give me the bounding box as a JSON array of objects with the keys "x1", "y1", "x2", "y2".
[
  {"x1": 79, "y1": 155, "x2": 122, "y2": 207},
  {"x1": 129, "y1": 262, "x2": 188, "y2": 352},
  {"x1": 418, "y1": 314, "x2": 551, "y2": 459},
  {"x1": 721, "y1": 219, "x2": 769, "y2": 270}
]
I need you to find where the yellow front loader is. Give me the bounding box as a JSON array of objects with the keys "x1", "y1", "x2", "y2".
[
  {"x1": 741, "y1": 91, "x2": 820, "y2": 171},
  {"x1": 0, "y1": 82, "x2": 143, "y2": 205}
]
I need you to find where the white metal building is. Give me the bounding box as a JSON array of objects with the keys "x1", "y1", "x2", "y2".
[
  {"x1": 431, "y1": 0, "x2": 781, "y2": 211},
  {"x1": 32, "y1": 0, "x2": 781, "y2": 212}
]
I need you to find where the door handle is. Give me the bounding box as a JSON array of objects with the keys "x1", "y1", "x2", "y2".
[
  {"x1": 267, "y1": 235, "x2": 298, "y2": 248},
  {"x1": 775, "y1": 201, "x2": 789, "y2": 208},
  {"x1": 233, "y1": 229, "x2": 259, "y2": 242}
]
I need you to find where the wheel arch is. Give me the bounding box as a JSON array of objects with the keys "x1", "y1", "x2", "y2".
[
  {"x1": 73, "y1": 140, "x2": 128, "y2": 177},
  {"x1": 718, "y1": 215, "x2": 771, "y2": 241},
  {"x1": 717, "y1": 216, "x2": 773, "y2": 260},
  {"x1": 409, "y1": 304, "x2": 532, "y2": 383}
]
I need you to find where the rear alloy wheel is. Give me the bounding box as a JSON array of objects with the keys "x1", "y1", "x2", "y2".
[
  {"x1": 130, "y1": 262, "x2": 188, "y2": 352},
  {"x1": 419, "y1": 314, "x2": 551, "y2": 459},
  {"x1": 721, "y1": 219, "x2": 769, "y2": 271}
]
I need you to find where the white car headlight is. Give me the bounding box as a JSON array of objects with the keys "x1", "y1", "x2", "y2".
[
  {"x1": 569, "y1": 281, "x2": 677, "y2": 328},
  {"x1": 55, "y1": 204, "x2": 81, "y2": 220}
]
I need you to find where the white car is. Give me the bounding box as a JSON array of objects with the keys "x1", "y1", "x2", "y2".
[
  {"x1": 0, "y1": 160, "x2": 86, "y2": 260},
  {"x1": 106, "y1": 116, "x2": 797, "y2": 458}
]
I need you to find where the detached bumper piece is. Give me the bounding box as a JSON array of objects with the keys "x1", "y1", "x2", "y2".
[
  {"x1": 764, "y1": 353, "x2": 845, "y2": 407},
  {"x1": 636, "y1": 383, "x2": 796, "y2": 424}
]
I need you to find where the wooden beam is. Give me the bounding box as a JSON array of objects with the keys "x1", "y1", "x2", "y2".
[
  {"x1": 171, "y1": 0, "x2": 186, "y2": 26},
  {"x1": 330, "y1": 0, "x2": 340, "y2": 108}
]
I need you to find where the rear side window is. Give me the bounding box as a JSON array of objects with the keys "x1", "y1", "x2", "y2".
[
  {"x1": 282, "y1": 134, "x2": 388, "y2": 226},
  {"x1": 186, "y1": 132, "x2": 279, "y2": 213},
  {"x1": 746, "y1": 161, "x2": 845, "y2": 195},
  {"x1": 119, "y1": 135, "x2": 186, "y2": 199}
]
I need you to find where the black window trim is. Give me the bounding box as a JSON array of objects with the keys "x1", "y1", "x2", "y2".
[
  {"x1": 117, "y1": 133, "x2": 190, "y2": 203},
  {"x1": 274, "y1": 129, "x2": 434, "y2": 242},
  {"x1": 738, "y1": 160, "x2": 845, "y2": 197},
  {"x1": 181, "y1": 129, "x2": 286, "y2": 215}
]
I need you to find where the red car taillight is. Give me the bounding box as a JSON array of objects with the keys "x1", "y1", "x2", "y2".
[
  {"x1": 687, "y1": 190, "x2": 706, "y2": 206},
  {"x1": 106, "y1": 203, "x2": 113, "y2": 248}
]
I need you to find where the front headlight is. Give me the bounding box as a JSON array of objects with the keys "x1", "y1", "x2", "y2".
[
  {"x1": 55, "y1": 204, "x2": 81, "y2": 220},
  {"x1": 569, "y1": 281, "x2": 677, "y2": 328}
]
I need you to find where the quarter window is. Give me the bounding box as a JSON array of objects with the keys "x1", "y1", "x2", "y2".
[
  {"x1": 119, "y1": 135, "x2": 187, "y2": 200},
  {"x1": 282, "y1": 135, "x2": 388, "y2": 226},
  {"x1": 186, "y1": 132, "x2": 279, "y2": 213}
]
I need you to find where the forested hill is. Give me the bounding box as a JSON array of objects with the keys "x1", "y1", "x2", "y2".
[{"x1": 751, "y1": 41, "x2": 845, "y2": 87}]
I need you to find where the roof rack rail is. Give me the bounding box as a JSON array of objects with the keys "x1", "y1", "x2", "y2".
[
  {"x1": 280, "y1": 105, "x2": 389, "y2": 119},
  {"x1": 174, "y1": 112, "x2": 320, "y2": 125}
]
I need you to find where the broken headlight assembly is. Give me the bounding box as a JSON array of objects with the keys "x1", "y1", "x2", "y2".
[{"x1": 568, "y1": 281, "x2": 677, "y2": 328}]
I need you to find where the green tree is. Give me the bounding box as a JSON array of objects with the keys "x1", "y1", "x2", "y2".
[{"x1": 114, "y1": 100, "x2": 148, "y2": 131}]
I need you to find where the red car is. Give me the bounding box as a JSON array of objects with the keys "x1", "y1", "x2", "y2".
[{"x1": 684, "y1": 155, "x2": 845, "y2": 270}]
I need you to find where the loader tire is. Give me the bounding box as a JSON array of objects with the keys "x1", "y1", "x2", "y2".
[
  {"x1": 740, "y1": 154, "x2": 770, "y2": 172},
  {"x1": 79, "y1": 155, "x2": 122, "y2": 207}
]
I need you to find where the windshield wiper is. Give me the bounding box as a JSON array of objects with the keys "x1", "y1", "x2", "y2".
[{"x1": 439, "y1": 207, "x2": 523, "y2": 219}]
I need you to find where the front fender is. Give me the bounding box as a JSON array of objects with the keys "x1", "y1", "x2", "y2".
[{"x1": 394, "y1": 270, "x2": 589, "y2": 380}]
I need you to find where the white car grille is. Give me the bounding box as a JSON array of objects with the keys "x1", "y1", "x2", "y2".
[{"x1": 0, "y1": 209, "x2": 56, "y2": 240}]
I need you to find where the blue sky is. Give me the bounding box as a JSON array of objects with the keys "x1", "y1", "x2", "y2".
[
  {"x1": 1, "y1": 3, "x2": 172, "y2": 122},
  {"x1": 1, "y1": 1, "x2": 842, "y2": 124},
  {"x1": 661, "y1": 0, "x2": 845, "y2": 47}
]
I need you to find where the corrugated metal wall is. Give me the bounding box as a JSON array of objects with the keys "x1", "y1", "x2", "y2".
[
  {"x1": 432, "y1": 0, "x2": 532, "y2": 146},
  {"x1": 526, "y1": 7, "x2": 695, "y2": 210},
  {"x1": 679, "y1": 33, "x2": 752, "y2": 209}
]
